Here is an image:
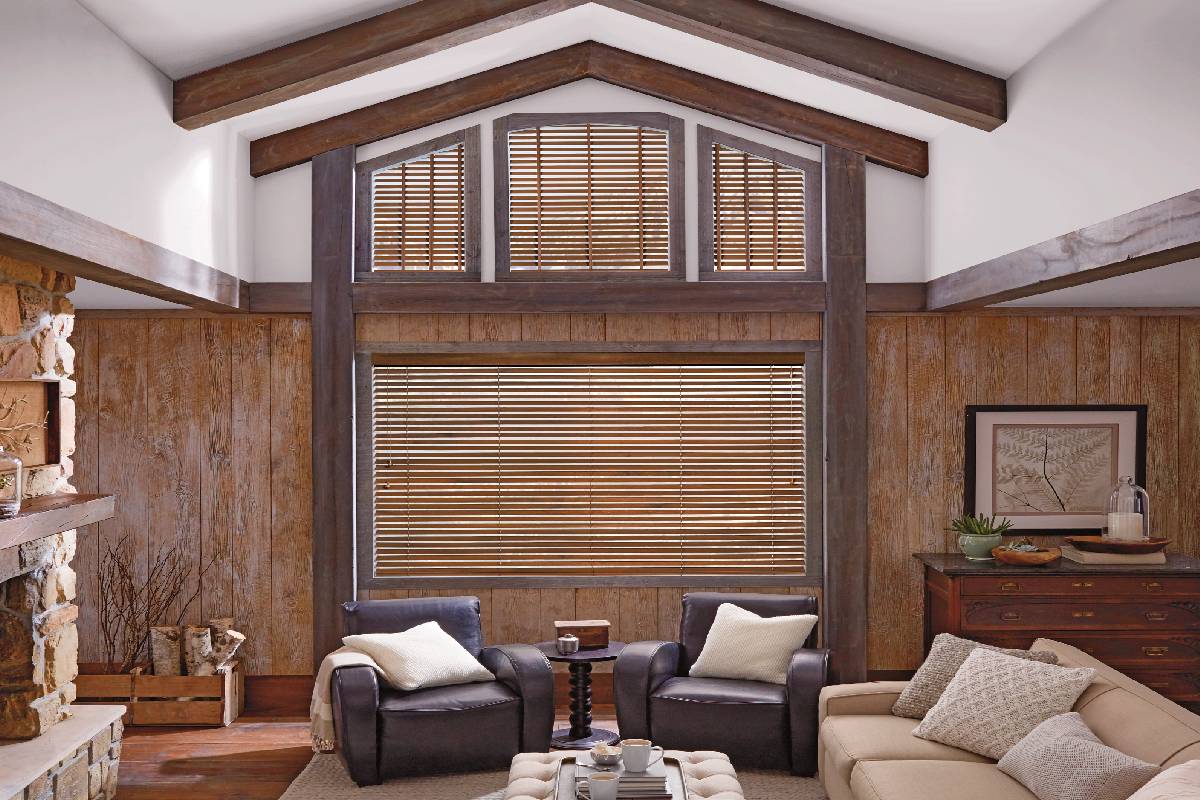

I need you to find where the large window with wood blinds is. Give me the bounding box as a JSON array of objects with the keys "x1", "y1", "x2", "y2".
[
  {"x1": 367, "y1": 358, "x2": 807, "y2": 579},
  {"x1": 495, "y1": 113, "x2": 684, "y2": 279},
  {"x1": 355, "y1": 127, "x2": 480, "y2": 278},
  {"x1": 697, "y1": 125, "x2": 822, "y2": 280}
]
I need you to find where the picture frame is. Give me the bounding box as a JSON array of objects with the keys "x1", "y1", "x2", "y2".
[{"x1": 964, "y1": 404, "x2": 1147, "y2": 535}]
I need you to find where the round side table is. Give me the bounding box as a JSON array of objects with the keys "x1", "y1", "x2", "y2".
[{"x1": 536, "y1": 641, "x2": 626, "y2": 750}]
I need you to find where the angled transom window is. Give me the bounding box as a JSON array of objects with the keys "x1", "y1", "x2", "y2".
[
  {"x1": 355, "y1": 127, "x2": 480, "y2": 280},
  {"x1": 366, "y1": 356, "x2": 807, "y2": 578},
  {"x1": 495, "y1": 113, "x2": 684, "y2": 280},
  {"x1": 698, "y1": 126, "x2": 822, "y2": 280}
]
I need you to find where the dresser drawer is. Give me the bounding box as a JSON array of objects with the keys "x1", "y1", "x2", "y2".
[
  {"x1": 960, "y1": 575, "x2": 1200, "y2": 597},
  {"x1": 962, "y1": 600, "x2": 1200, "y2": 631},
  {"x1": 1122, "y1": 670, "x2": 1200, "y2": 701},
  {"x1": 976, "y1": 633, "x2": 1200, "y2": 667}
]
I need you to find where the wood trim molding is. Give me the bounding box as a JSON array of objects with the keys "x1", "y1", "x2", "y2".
[
  {"x1": 821, "y1": 144, "x2": 868, "y2": 684},
  {"x1": 0, "y1": 180, "x2": 244, "y2": 311},
  {"x1": 310, "y1": 146, "x2": 358, "y2": 669},
  {"x1": 174, "y1": 0, "x2": 1004, "y2": 131},
  {"x1": 865, "y1": 282, "x2": 926, "y2": 312},
  {"x1": 926, "y1": 189, "x2": 1200, "y2": 310},
  {"x1": 249, "y1": 42, "x2": 928, "y2": 178}
]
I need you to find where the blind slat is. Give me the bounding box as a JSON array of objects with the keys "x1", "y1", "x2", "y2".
[
  {"x1": 371, "y1": 143, "x2": 466, "y2": 272},
  {"x1": 712, "y1": 142, "x2": 807, "y2": 272}
]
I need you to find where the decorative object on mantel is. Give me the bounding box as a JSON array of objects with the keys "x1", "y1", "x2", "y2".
[
  {"x1": 992, "y1": 537, "x2": 1062, "y2": 567},
  {"x1": 965, "y1": 405, "x2": 1147, "y2": 534},
  {"x1": 950, "y1": 512, "x2": 1013, "y2": 561},
  {"x1": 0, "y1": 445, "x2": 22, "y2": 517},
  {"x1": 1105, "y1": 475, "x2": 1152, "y2": 540}
]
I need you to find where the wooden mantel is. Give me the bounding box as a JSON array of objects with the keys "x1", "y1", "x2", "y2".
[{"x1": 0, "y1": 493, "x2": 115, "y2": 553}]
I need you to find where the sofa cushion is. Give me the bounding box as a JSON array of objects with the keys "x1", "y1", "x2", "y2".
[
  {"x1": 688, "y1": 602, "x2": 818, "y2": 685},
  {"x1": 850, "y1": 761, "x2": 1035, "y2": 800},
  {"x1": 820, "y1": 714, "x2": 990, "y2": 787},
  {"x1": 379, "y1": 680, "x2": 518, "y2": 713},
  {"x1": 652, "y1": 676, "x2": 786, "y2": 705}
]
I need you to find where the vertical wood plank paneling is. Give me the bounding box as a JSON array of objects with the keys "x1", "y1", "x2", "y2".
[
  {"x1": 434, "y1": 314, "x2": 471, "y2": 341},
  {"x1": 271, "y1": 318, "x2": 314, "y2": 673},
  {"x1": 1109, "y1": 317, "x2": 1144, "y2": 405},
  {"x1": 606, "y1": 314, "x2": 669, "y2": 342},
  {"x1": 771, "y1": 313, "x2": 822, "y2": 341},
  {"x1": 491, "y1": 589, "x2": 543, "y2": 645},
  {"x1": 866, "y1": 316, "x2": 908, "y2": 671},
  {"x1": 470, "y1": 313, "x2": 522, "y2": 341},
  {"x1": 616, "y1": 588, "x2": 659, "y2": 644},
  {"x1": 1142, "y1": 317, "x2": 1179, "y2": 538},
  {"x1": 200, "y1": 319, "x2": 234, "y2": 623},
  {"x1": 1179, "y1": 319, "x2": 1200, "y2": 558},
  {"x1": 1026, "y1": 317, "x2": 1076, "y2": 404},
  {"x1": 72, "y1": 319, "x2": 101, "y2": 662},
  {"x1": 1076, "y1": 317, "x2": 1111, "y2": 404},
  {"x1": 520, "y1": 314, "x2": 572, "y2": 342},
  {"x1": 394, "y1": 314, "x2": 437, "y2": 342},
  {"x1": 569, "y1": 314, "x2": 605, "y2": 342},
  {"x1": 718, "y1": 313, "x2": 770, "y2": 341},
  {"x1": 976, "y1": 316, "x2": 1027, "y2": 402},
  {"x1": 356, "y1": 315, "x2": 401, "y2": 342},
  {"x1": 671, "y1": 313, "x2": 719, "y2": 341},
  {"x1": 231, "y1": 318, "x2": 274, "y2": 674},
  {"x1": 943, "y1": 315, "x2": 977, "y2": 554}
]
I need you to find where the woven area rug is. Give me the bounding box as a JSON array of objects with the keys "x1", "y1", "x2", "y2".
[{"x1": 281, "y1": 754, "x2": 827, "y2": 800}]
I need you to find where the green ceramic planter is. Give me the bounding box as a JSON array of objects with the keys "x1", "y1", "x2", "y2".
[{"x1": 959, "y1": 533, "x2": 1003, "y2": 561}]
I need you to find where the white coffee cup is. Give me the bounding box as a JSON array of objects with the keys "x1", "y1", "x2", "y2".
[
  {"x1": 619, "y1": 738, "x2": 664, "y2": 772},
  {"x1": 589, "y1": 772, "x2": 619, "y2": 800}
]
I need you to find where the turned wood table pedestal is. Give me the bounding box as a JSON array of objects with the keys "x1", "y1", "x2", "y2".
[{"x1": 536, "y1": 641, "x2": 626, "y2": 750}]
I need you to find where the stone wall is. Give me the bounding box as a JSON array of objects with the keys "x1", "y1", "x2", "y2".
[
  {"x1": 0, "y1": 254, "x2": 77, "y2": 739},
  {"x1": 16, "y1": 716, "x2": 122, "y2": 800}
]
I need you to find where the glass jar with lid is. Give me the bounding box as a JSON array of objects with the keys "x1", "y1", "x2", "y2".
[{"x1": 1104, "y1": 476, "x2": 1150, "y2": 541}]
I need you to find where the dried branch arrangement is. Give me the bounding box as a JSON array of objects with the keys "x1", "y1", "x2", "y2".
[{"x1": 0, "y1": 396, "x2": 46, "y2": 454}]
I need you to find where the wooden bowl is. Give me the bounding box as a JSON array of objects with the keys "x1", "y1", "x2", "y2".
[
  {"x1": 1065, "y1": 536, "x2": 1170, "y2": 554},
  {"x1": 991, "y1": 546, "x2": 1062, "y2": 566}
]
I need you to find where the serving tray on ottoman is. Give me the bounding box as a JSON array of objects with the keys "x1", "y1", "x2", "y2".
[{"x1": 502, "y1": 751, "x2": 744, "y2": 800}]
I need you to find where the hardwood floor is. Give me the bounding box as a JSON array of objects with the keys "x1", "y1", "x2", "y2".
[{"x1": 119, "y1": 709, "x2": 617, "y2": 799}]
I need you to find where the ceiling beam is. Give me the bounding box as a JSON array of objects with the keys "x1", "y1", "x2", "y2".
[
  {"x1": 926, "y1": 190, "x2": 1200, "y2": 310},
  {"x1": 0, "y1": 181, "x2": 244, "y2": 312},
  {"x1": 174, "y1": 0, "x2": 1005, "y2": 131},
  {"x1": 249, "y1": 42, "x2": 928, "y2": 177}
]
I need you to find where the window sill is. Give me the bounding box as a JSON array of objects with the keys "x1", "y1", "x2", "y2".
[{"x1": 360, "y1": 574, "x2": 820, "y2": 590}]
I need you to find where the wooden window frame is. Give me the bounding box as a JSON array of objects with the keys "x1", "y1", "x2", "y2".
[
  {"x1": 493, "y1": 112, "x2": 686, "y2": 282},
  {"x1": 354, "y1": 341, "x2": 823, "y2": 589},
  {"x1": 697, "y1": 125, "x2": 823, "y2": 281},
  {"x1": 354, "y1": 126, "x2": 481, "y2": 282}
]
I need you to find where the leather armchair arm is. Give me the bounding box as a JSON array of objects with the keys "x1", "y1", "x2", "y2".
[
  {"x1": 818, "y1": 681, "x2": 909, "y2": 723},
  {"x1": 787, "y1": 648, "x2": 829, "y2": 776},
  {"x1": 614, "y1": 641, "x2": 681, "y2": 740},
  {"x1": 331, "y1": 665, "x2": 381, "y2": 786},
  {"x1": 479, "y1": 644, "x2": 555, "y2": 753}
]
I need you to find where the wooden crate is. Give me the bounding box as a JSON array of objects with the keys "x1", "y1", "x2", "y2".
[{"x1": 75, "y1": 661, "x2": 244, "y2": 726}]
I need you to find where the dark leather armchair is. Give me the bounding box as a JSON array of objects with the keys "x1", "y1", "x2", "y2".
[
  {"x1": 331, "y1": 597, "x2": 554, "y2": 785},
  {"x1": 614, "y1": 592, "x2": 828, "y2": 775}
]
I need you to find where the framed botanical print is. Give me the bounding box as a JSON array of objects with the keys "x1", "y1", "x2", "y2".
[{"x1": 964, "y1": 405, "x2": 1147, "y2": 534}]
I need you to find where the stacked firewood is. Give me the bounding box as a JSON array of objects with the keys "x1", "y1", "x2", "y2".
[{"x1": 149, "y1": 618, "x2": 246, "y2": 679}]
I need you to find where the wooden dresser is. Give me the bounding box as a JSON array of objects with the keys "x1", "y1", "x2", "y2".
[{"x1": 917, "y1": 553, "x2": 1200, "y2": 704}]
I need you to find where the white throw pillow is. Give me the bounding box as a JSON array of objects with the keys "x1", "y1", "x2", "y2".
[
  {"x1": 1127, "y1": 760, "x2": 1200, "y2": 800},
  {"x1": 688, "y1": 603, "x2": 818, "y2": 685},
  {"x1": 343, "y1": 621, "x2": 494, "y2": 691},
  {"x1": 914, "y1": 648, "x2": 1095, "y2": 760}
]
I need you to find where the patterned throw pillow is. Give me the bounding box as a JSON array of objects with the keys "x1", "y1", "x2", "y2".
[
  {"x1": 893, "y1": 633, "x2": 1059, "y2": 719},
  {"x1": 913, "y1": 648, "x2": 1095, "y2": 760},
  {"x1": 999, "y1": 713, "x2": 1159, "y2": 800},
  {"x1": 1127, "y1": 760, "x2": 1200, "y2": 800}
]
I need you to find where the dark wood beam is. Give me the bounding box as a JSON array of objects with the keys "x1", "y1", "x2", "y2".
[
  {"x1": 175, "y1": 0, "x2": 1004, "y2": 131},
  {"x1": 249, "y1": 42, "x2": 927, "y2": 178},
  {"x1": 821, "y1": 144, "x2": 868, "y2": 684},
  {"x1": 0, "y1": 181, "x2": 244, "y2": 311},
  {"x1": 927, "y1": 189, "x2": 1200, "y2": 310},
  {"x1": 866, "y1": 282, "x2": 926, "y2": 312},
  {"x1": 310, "y1": 147, "x2": 357, "y2": 669}
]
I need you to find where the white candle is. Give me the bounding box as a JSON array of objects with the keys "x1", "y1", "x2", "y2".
[{"x1": 1107, "y1": 512, "x2": 1143, "y2": 540}]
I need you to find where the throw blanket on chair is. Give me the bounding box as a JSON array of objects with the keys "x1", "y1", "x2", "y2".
[{"x1": 310, "y1": 647, "x2": 385, "y2": 752}]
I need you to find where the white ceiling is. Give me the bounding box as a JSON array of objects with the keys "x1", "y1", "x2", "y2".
[
  {"x1": 998, "y1": 258, "x2": 1200, "y2": 308},
  {"x1": 77, "y1": 0, "x2": 1105, "y2": 80}
]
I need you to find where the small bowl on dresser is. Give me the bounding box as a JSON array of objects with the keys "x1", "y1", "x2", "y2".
[{"x1": 991, "y1": 546, "x2": 1062, "y2": 566}]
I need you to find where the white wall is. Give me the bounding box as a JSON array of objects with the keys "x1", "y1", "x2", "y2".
[
  {"x1": 926, "y1": 0, "x2": 1200, "y2": 277},
  {"x1": 0, "y1": 0, "x2": 250, "y2": 281},
  {"x1": 255, "y1": 79, "x2": 926, "y2": 283}
]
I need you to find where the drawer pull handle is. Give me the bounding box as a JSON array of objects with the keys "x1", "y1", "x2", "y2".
[
  {"x1": 1146, "y1": 611, "x2": 1169, "y2": 622},
  {"x1": 1000, "y1": 611, "x2": 1021, "y2": 621},
  {"x1": 1143, "y1": 646, "x2": 1170, "y2": 657},
  {"x1": 1144, "y1": 582, "x2": 1164, "y2": 592},
  {"x1": 1000, "y1": 582, "x2": 1020, "y2": 592},
  {"x1": 1072, "y1": 581, "x2": 1095, "y2": 589},
  {"x1": 1072, "y1": 611, "x2": 1096, "y2": 618},
  {"x1": 1146, "y1": 682, "x2": 1171, "y2": 690}
]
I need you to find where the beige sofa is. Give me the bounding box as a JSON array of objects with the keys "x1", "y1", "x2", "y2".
[{"x1": 818, "y1": 639, "x2": 1200, "y2": 800}]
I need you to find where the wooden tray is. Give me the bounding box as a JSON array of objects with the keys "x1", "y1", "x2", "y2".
[
  {"x1": 1066, "y1": 536, "x2": 1171, "y2": 555},
  {"x1": 555, "y1": 755, "x2": 685, "y2": 800}
]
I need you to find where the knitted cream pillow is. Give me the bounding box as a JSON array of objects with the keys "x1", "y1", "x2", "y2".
[
  {"x1": 913, "y1": 648, "x2": 1094, "y2": 760},
  {"x1": 343, "y1": 621, "x2": 494, "y2": 691},
  {"x1": 999, "y1": 713, "x2": 1158, "y2": 800},
  {"x1": 893, "y1": 633, "x2": 1059, "y2": 719},
  {"x1": 688, "y1": 603, "x2": 817, "y2": 685},
  {"x1": 1127, "y1": 760, "x2": 1200, "y2": 800}
]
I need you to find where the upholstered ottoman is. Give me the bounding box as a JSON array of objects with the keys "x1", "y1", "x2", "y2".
[{"x1": 503, "y1": 750, "x2": 745, "y2": 800}]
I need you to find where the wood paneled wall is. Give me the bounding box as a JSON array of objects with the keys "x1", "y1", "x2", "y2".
[
  {"x1": 867, "y1": 312, "x2": 1200, "y2": 671},
  {"x1": 73, "y1": 316, "x2": 313, "y2": 675}
]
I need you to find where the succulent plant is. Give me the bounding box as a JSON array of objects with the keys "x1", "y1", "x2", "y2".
[
  {"x1": 950, "y1": 512, "x2": 1014, "y2": 537},
  {"x1": 997, "y1": 536, "x2": 1042, "y2": 552}
]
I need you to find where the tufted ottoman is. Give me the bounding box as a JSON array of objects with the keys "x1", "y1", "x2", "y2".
[{"x1": 502, "y1": 750, "x2": 745, "y2": 800}]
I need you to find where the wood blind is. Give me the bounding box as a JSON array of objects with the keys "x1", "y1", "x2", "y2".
[
  {"x1": 371, "y1": 362, "x2": 806, "y2": 577},
  {"x1": 370, "y1": 143, "x2": 466, "y2": 271},
  {"x1": 712, "y1": 142, "x2": 807, "y2": 271},
  {"x1": 507, "y1": 124, "x2": 670, "y2": 271}
]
